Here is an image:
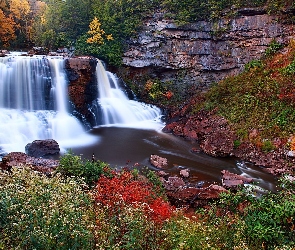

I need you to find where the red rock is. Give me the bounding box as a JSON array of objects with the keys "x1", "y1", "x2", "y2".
[
  {"x1": 150, "y1": 154, "x2": 168, "y2": 169},
  {"x1": 157, "y1": 171, "x2": 169, "y2": 177},
  {"x1": 1, "y1": 152, "x2": 58, "y2": 174},
  {"x1": 25, "y1": 139, "x2": 60, "y2": 158},
  {"x1": 197, "y1": 185, "x2": 227, "y2": 199},
  {"x1": 163, "y1": 176, "x2": 185, "y2": 191},
  {"x1": 221, "y1": 170, "x2": 253, "y2": 189},
  {"x1": 180, "y1": 169, "x2": 190, "y2": 178}
]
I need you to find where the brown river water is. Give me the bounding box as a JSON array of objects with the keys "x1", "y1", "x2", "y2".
[{"x1": 65, "y1": 126, "x2": 279, "y2": 192}]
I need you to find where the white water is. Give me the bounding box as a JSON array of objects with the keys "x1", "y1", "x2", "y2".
[
  {"x1": 0, "y1": 56, "x2": 163, "y2": 155},
  {"x1": 0, "y1": 56, "x2": 96, "y2": 155},
  {"x1": 96, "y1": 60, "x2": 163, "y2": 129}
]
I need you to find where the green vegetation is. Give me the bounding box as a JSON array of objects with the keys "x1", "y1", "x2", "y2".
[
  {"x1": 2, "y1": 0, "x2": 295, "y2": 65},
  {"x1": 57, "y1": 150, "x2": 110, "y2": 187},
  {"x1": 162, "y1": 0, "x2": 293, "y2": 25},
  {"x1": 1, "y1": 153, "x2": 295, "y2": 249},
  {"x1": 0, "y1": 167, "x2": 95, "y2": 249},
  {"x1": 192, "y1": 40, "x2": 295, "y2": 144}
]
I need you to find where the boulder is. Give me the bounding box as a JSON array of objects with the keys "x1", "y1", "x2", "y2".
[
  {"x1": 165, "y1": 184, "x2": 227, "y2": 208},
  {"x1": 180, "y1": 168, "x2": 190, "y2": 178},
  {"x1": 25, "y1": 139, "x2": 60, "y2": 158},
  {"x1": 150, "y1": 154, "x2": 168, "y2": 169},
  {"x1": 163, "y1": 176, "x2": 185, "y2": 191},
  {"x1": 221, "y1": 170, "x2": 253, "y2": 189}
]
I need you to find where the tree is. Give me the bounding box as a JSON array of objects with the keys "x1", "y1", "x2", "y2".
[
  {"x1": 0, "y1": 9, "x2": 16, "y2": 47},
  {"x1": 75, "y1": 17, "x2": 114, "y2": 59},
  {"x1": 87, "y1": 0, "x2": 160, "y2": 65},
  {"x1": 31, "y1": 0, "x2": 93, "y2": 49},
  {"x1": 9, "y1": 0, "x2": 32, "y2": 47},
  {"x1": 87, "y1": 17, "x2": 113, "y2": 45}
]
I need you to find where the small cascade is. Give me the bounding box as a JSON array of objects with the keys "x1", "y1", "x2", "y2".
[
  {"x1": 0, "y1": 56, "x2": 52, "y2": 110},
  {"x1": 95, "y1": 60, "x2": 162, "y2": 129},
  {"x1": 0, "y1": 56, "x2": 95, "y2": 155}
]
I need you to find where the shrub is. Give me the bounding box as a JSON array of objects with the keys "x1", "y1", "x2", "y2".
[
  {"x1": 264, "y1": 39, "x2": 283, "y2": 58},
  {"x1": 0, "y1": 167, "x2": 95, "y2": 249},
  {"x1": 212, "y1": 182, "x2": 295, "y2": 249},
  {"x1": 57, "y1": 150, "x2": 110, "y2": 187},
  {"x1": 197, "y1": 40, "x2": 295, "y2": 142},
  {"x1": 93, "y1": 169, "x2": 175, "y2": 249},
  {"x1": 244, "y1": 59, "x2": 263, "y2": 72},
  {"x1": 94, "y1": 170, "x2": 174, "y2": 224},
  {"x1": 243, "y1": 182, "x2": 295, "y2": 249},
  {"x1": 261, "y1": 140, "x2": 275, "y2": 152}
]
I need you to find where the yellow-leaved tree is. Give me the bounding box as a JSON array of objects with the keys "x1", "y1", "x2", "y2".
[
  {"x1": 9, "y1": 0, "x2": 32, "y2": 44},
  {"x1": 0, "y1": 9, "x2": 16, "y2": 47},
  {"x1": 86, "y1": 17, "x2": 113, "y2": 45}
]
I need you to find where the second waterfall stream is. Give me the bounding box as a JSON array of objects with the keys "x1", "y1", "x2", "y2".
[{"x1": 0, "y1": 55, "x2": 162, "y2": 155}]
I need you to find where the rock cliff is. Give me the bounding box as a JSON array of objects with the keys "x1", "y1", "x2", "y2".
[
  {"x1": 121, "y1": 8, "x2": 295, "y2": 89},
  {"x1": 65, "y1": 57, "x2": 99, "y2": 128}
]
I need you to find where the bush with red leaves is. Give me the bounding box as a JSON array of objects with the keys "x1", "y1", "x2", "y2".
[{"x1": 95, "y1": 170, "x2": 174, "y2": 224}]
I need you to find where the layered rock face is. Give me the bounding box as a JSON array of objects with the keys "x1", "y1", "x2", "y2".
[
  {"x1": 122, "y1": 9, "x2": 295, "y2": 88},
  {"x1": 65, "y1": 57, "x2": 98, "y2": 128}
]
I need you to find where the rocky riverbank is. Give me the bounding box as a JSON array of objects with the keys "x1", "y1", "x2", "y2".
[{"x1": 162, "y1": 99, "x2": 295, "y2": 177}]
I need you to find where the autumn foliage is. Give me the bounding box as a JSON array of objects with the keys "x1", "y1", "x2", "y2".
[
  {"x1": 95, "y1": 170, "x2": 174, "y2": 224},
  {"x1": 0, "y1": 9, "x2": 16, "y2": 47},
  {"x1": 87, "y1": 17, "x2": 113, "y2": 45}
]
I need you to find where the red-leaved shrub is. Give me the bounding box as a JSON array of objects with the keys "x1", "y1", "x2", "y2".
[{"x1": 95, "y1": 170, "x2": 174, "y2": 224}]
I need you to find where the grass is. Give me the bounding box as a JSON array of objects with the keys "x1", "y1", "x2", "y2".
[{"x1": 192, "y1": 40, "x2": 295, "y2": 145}]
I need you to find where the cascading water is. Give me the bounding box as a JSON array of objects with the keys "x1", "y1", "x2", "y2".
[
  {"x1": 95, "y1": 60, "x2": 162, "y2": 129},
  {"x1": 0, "y1": 56, "x2": 162, "y2": 155},
  {"x1": 0, "y1": 55, "x2": 95, "y2": 155}
]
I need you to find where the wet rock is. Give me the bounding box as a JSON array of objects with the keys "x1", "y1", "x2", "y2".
[
  {"x1": 164, "y1": 109, "x2": 236, "y2": 157},
  {"x1": 166, "y1": 187, "x2": 200, "y2": 207},
  {"x1": 233, "y1": 144, "x2": 295, "y2": 176},
  {"x1": 65, "y1": 57, "x2": 98, "y2": 128},
  {"x1": 1, "y1": 152, "x2": 59, "y2": 174},
  {"x1": 0, "y1": 50, "x2": 12, "y2": 57},
  {"x1": 196, "y1": 181, "x2": 205, "y2": 188},
  {"x1": 287, "y1": 150, "x2": 295, "y2": 158},
  {"x1": 164, "y1": 103, "x2": 295, "y2": 177},
  {"x1": 180, "y1": 169, "x2": 190, "y2": 178},
  {"x1": 196, "y1": 185, "x2": 227, "y2": 200},
  {"x1": 28, "y1": 47, "x2": 49, "y2": 55},
  {"x1": 191, "y1": 147, "x2": 201, "y2": 154},
  {"x1": 162, "y1": 176, "x2": 185, "y2": 191},
  {"x1": 25, "y1": 139, "x2": 60, "y2": 158},
  {"x1": 165, "y1": 184, "x2": 227, "y2": 208},
  {"x1": 221, "y1": 170, "x2": 253, "y2": 189},
  {"x1": 157, "y1": 170, "x2": 169, "y2": 177},
  {"x1": 150, "y1": 154, "x2": 168, "y2": 169}
]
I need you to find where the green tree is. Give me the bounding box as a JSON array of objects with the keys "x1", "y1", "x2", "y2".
[
  {"x1": 86, "y1": 0, "x2": 159, "y2": 65},
  {"x1": 75, "y1": 16, "x2": 114, "y2": 59},
  {"x1": 32, "y1": 0, "x2": 92, "y2": 49}
]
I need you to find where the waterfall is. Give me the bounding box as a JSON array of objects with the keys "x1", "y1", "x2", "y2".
[
  {"x1": 0, "y1": 55, "x2": 95, "y2": 155},
  {"x1": 95, "y1": 60, "x2": 162, "y2": 129},
  {"x1": 0, "y1": 55, "x2": 162, "y2": 156}
]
